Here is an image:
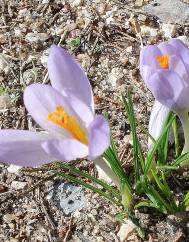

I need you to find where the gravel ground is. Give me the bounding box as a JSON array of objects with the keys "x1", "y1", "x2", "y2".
[{"x1": 0, "y1": 0, "x2": 189, "y2": 241}]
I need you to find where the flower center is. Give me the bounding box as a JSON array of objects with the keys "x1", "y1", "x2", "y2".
[
  {"x1": 156, "y1": 55, "x2": 169, "y2": 69},
  {"x1": 48, "y1": 106, "x2": 89, "y2": 145}
]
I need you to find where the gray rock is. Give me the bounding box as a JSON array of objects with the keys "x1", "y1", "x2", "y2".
[
  {"x1": 47, "y1": 183, "x2": 87, "y2": 215},
  {"x1": 0, "y1": 94, "x2": 12, "y2": 109},
  {"x1": 144, "y1": 0, "x2": 189, "y2": 24},
  {"x1": 22, "y1": 69, "x2": 38, "y2": 85}
]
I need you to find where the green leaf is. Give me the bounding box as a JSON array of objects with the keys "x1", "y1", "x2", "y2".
[
  {"x1": 144, "y1": 114, "x2": 176, "y2": 175},
  {"x1": 172, "y1": 118, "x2": 180, "y2": 157},
  {"x1": 57, "y1": 162, "x2": 121, "y2": 200},
  {"x1": 157, "y1": 112, "x2": 175, "y2": 165},
  {"x1": 115, "y1": 211, "x2": 129, "y2": 224},
  {"x1": 157, "y1": 165, "x2": 178, "y2": 171},
  {"x1": 69, "y1": 37, "x2": 81, "y2": 48},
  {"x1": 171, "y1": 152, "x2": 189, "y2": 167},
  {"x1": 104, "y1": 147, "x2": 131, "y2": 191},
  {"x1": 56, "y1": 171, "x2": 122, "y2": 206},
  {"x1": 122, "y1": 93, "x2": 145, "y2": 181},
  {"x1": 182, "y1": 191, "x2": 189, "y2": 207},
  {"x1": 135, "y1": 201, "x2": 157, "y2": 209}
]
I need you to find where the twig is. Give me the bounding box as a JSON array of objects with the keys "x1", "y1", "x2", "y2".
[
  {"x1": 42, "y1": 71, "x2": 49, "y2": 84},
  {"x1": 38, "y1": 187, "x2": 56, "y2": 230},
  {"x1": 63, "y1": 217, "x2": 73, "y2": 242},
  {"x1": 20, "y1": 174, "x2": 56, "y2": 197}
]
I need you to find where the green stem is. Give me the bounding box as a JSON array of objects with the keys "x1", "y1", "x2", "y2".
[
  {"x1": 94, "y1": 157, "x2": 120, "y2": 188},
  {"x1": 178, "y1": 111, "x2": 189, "y2": 168},
  {"x1": 172, "y1": 118, "x2": 180, "y2": 157}
]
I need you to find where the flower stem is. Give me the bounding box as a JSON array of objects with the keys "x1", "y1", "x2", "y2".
[
  {"x1": 178, "y1": 111, "x2": 189, "y2": 168},
  {"x1": 93, "y1": 157, "x2": 120, "y2": 188}
]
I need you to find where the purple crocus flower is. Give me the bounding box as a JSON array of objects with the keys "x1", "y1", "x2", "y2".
[
  {"x1": 0, "y1": 46, "x2": 110, "y2": 167},
  {"x1": 140, "y1": 38, "x2": 189, "y2": 113},
  {"x1": 140, "y1": 38, "x2": 189, "y2": 166}
]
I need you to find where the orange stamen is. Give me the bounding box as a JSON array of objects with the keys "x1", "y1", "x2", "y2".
[
  {"x1": 48, "y1": 106, "x2": 88, "y2": 145},
  {"x1": 156, "y1": 55, "x2": 169, "y2": 69}
]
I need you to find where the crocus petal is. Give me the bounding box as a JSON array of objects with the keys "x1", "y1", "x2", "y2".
[
  {"x1": 63, "y1": 90, "x2": 94, "y2": 127},
  {"x1": 48, "y1": 45, "x2": 94, "y2": 111},
  {"x1": 169, "y1": 55, "x2": 189, "y2": 83},
  {"x1": 88, "y1": 115, "x2": 110, "y2": 160},
  {"x1": 140, "y1": 45, "x2": 162, "y2": 80},
  {"x1": 0, "y1": 130, "x2": 56, "y2": 166},
  {"x1": 24, "y1": 84, "x2": 87, "y2": 138},
  {"x1": 42, "y1": 139, "x2": 88, "y2": 161},
  {"x1": 158, "y1": 42, "x2": 177, "y2": 55},
  {"x1": 169, "y1": 38, "x2": 189, "y2": 66},
  {"x1": 147, "y1": 70, "x2": 189, "y2": 112},
  {"x1": 148, "y1": 100, "x2": 170, "y2": 149}
]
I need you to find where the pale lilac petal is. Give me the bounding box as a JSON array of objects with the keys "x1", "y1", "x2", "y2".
[
  {"x1": 140, "y1": 45, "x2": 162, "y2": 80},
  {"x1": 42, "y1": 139, "x2": 88, "y2": 161},
  {"x1": 63, "y1": 90, "x2": 94, "y2": 127},
  {"x1": 48, "y1": 45, "x2": 94, "y2": 111},
  {"x1": 0, "y1": 130, "x2": 56, "y2": 166},
  {"x1": 169, "y1": 38, "x2": 189, "y2": 66},
  {"x1": 148, "y1": 100, "x2": 170, "y2": 149},
  {"x1": 141, "y1": 66, "x2": 156, "y2": 86},
  {"x1": 24, "y1": 84, "x2": 87, "y2": 138},
  {"x1": 147, "y1": 70, "x2": 189, "y2": 112},
  {"x1": 158, "y1": 42, "x2": 177, "y2": 55},
  {"x1": 88, "y1": 115, "x2": 110, "y2": 160},
  {"x1": 169, "y1": 55, "x2": 189, "y2": 83}
]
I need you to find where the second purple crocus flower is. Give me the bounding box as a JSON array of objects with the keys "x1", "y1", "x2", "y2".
[
  {"x1": 140, "y1": 38, "x2": 189, "y2": 167},
  {"x1": 0, "y1": 46, "x2": 110, "y2": 167}
]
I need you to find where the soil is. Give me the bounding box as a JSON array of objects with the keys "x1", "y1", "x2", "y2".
[{"x1": 0, "y1": 0, "x2": 189, "y2": 241}]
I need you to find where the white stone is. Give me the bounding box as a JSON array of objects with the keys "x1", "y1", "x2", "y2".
[
  {"x1": 11, "y1": 181, "x2": 27, "y2": 190},
  {"x1": 3, "y1": 213, "x2": 16, "y2": 223},
  {"x1": 138, "y1": 14, "x2": 147, "y2": 22},
  {"x1": 0, "y1": 54, "x2": 10, "y2": 74},
  {"x1": 70, "y1": 0, "x2": 83, "y2": 7},
  {"x1": 135, "y1": 0, "x2": 144, "y2": 7},
  {"x1": 108, "y1": 67, "x2": 124, "y2": 87},
  {"x1": 117, "y1": 219, "x2": 136, "y2": 242},
  {"x1": 126, "y1": 46, "x2": 133, "y2": 53},
  {"x1": 25, "y1": 32, "x2": 48, "y2": 43},
  {"x1": 161, "y1": 23, "x2": 176, "y2": 38},
  {"x1": 106, "y1": 16, "x2": 115, "y2": 25},
  {"x1": 18, "y1": 8, "x2": 30, "y2": 18},
  {"x1": 7, "y1": 165, "x2": 22, "y2": 174},
  {"x1": 140, "y1": 25, "x2": 158, "y2": 37}
]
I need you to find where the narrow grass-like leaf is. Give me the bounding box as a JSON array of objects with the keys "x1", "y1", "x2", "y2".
[
  {"x1": 171, "y1": 152, "x2": 189, "y2": 167},
  {"x1": 122, "y1": 93, "x2": 145, "y2": 181},
  {"x1": 56, "y1": 171, "x2": 122, "y2": 206},
  {"x1": 157, "y1": 165, "x2": 178, "y2": 171},
  {"x1": 151, "y1": 170, "x2": 172, "y2": 198},
  {"x1": 144, "y1": 114, "x2": 176, "y2": 175},
  {"x1": 135, "y1": 201, "x2": 157, "y2": 209},
  {"x1": 173, "y1": 118, "x2": 180, "y2": 157},
  {"x1": 57, "y1": 162, "x2": 121, "y2": 200},
  {"x1": 104, "y1": 147, "x2": 132, "y2": 192},
  {"x1": 157, "y1": 112, "x2": 174, "y2": 165},
  {"x1": 182, "y1": 191, "x2": 189, "y2": 207}
]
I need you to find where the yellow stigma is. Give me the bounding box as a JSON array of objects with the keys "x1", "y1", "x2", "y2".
[
  {"x1": 48, "y1": 106, "x2": 89, "y2": 145},
  {"x1": 156, "y1": 55, "x2": 169, "y2": 69}
]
